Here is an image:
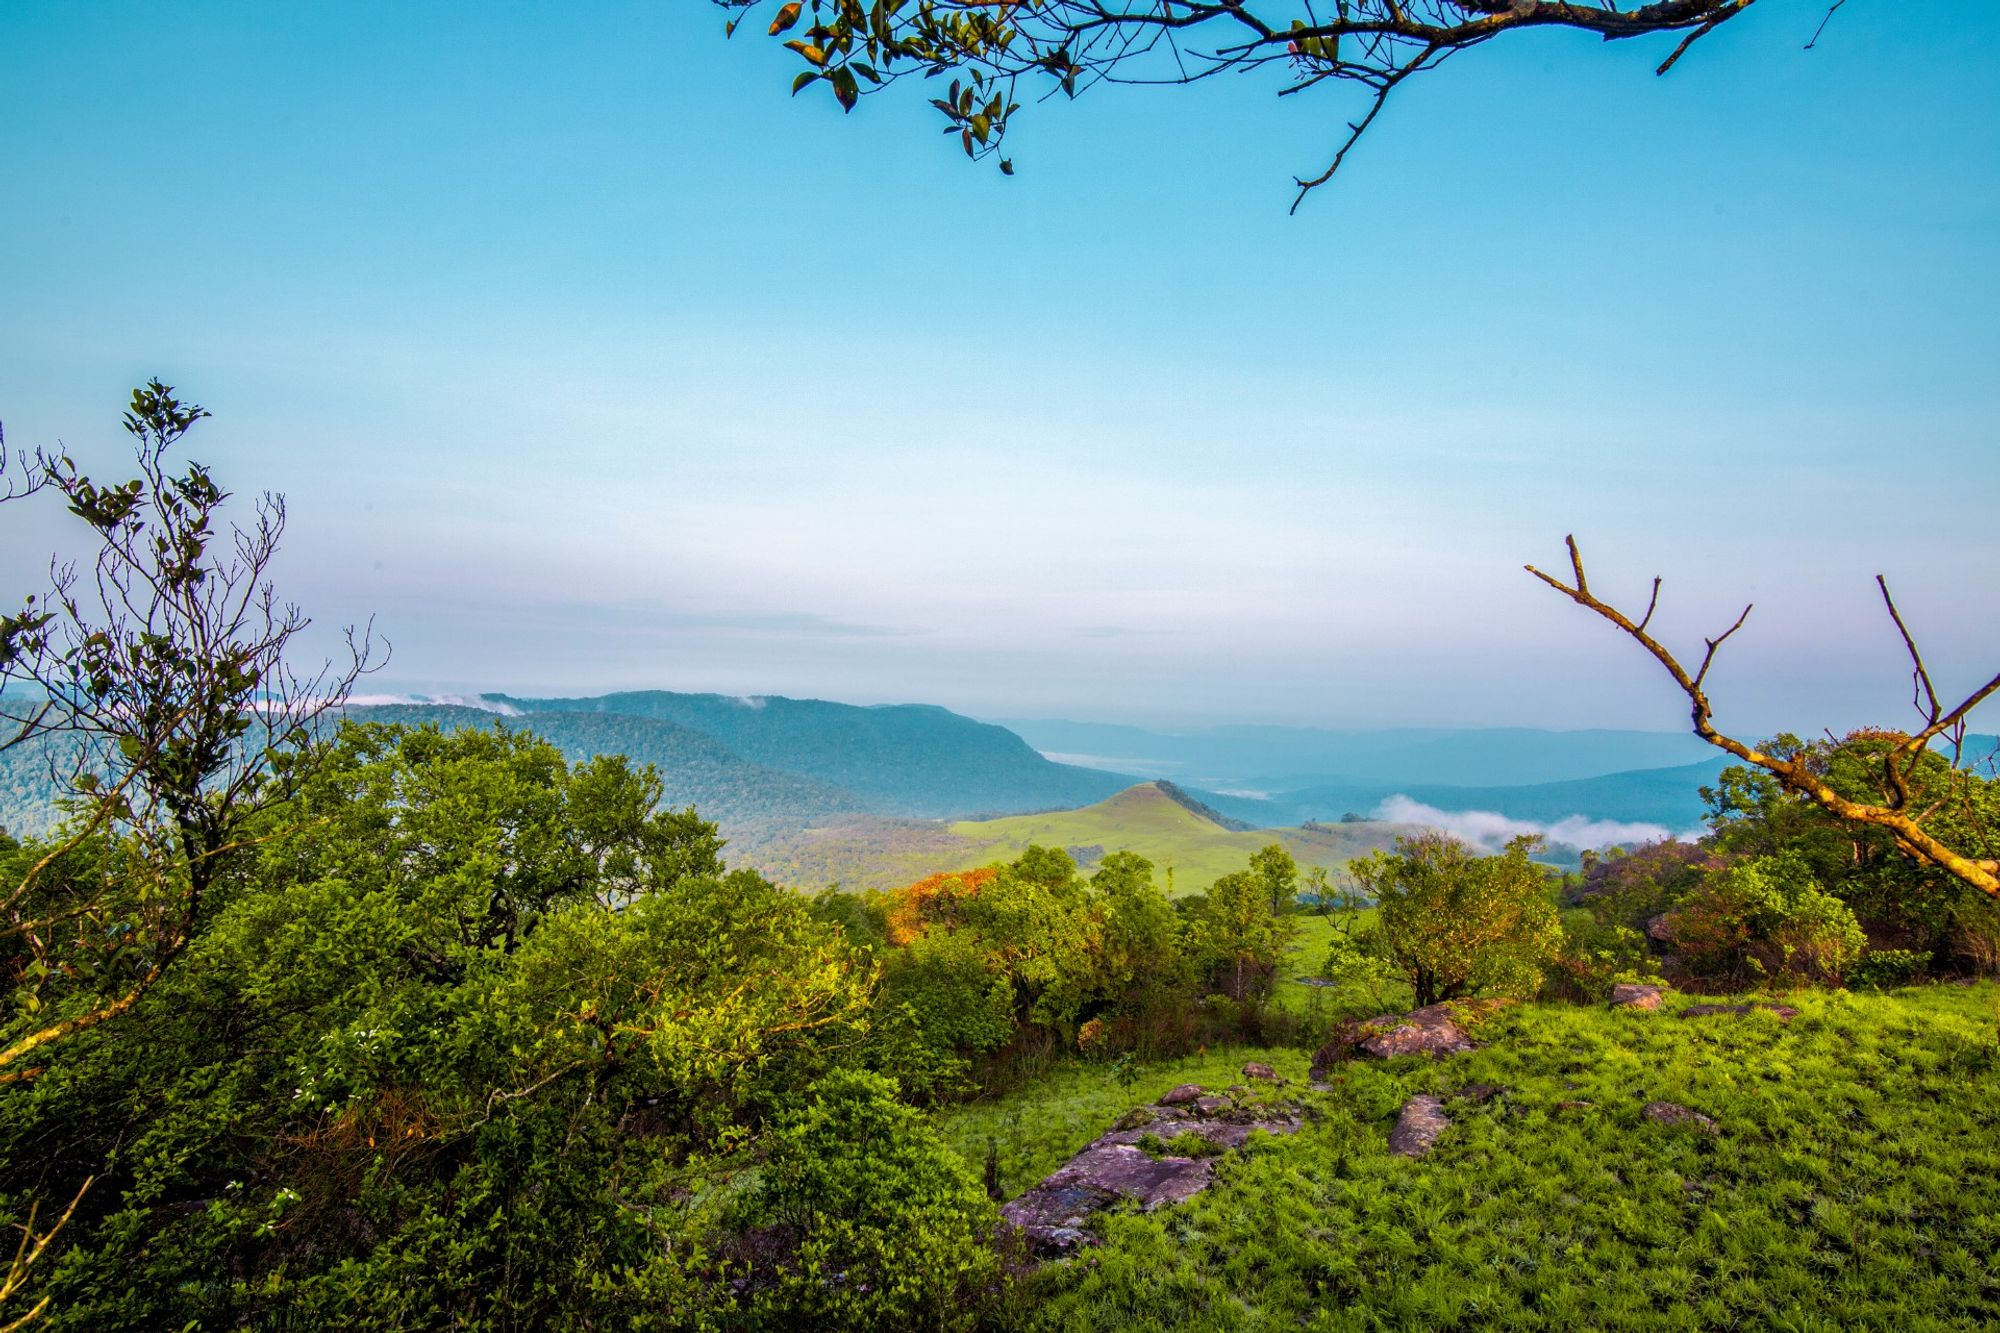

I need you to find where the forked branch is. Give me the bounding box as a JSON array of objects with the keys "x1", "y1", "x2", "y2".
[{"x1": 1527, "y1": 536, "x2": 2000, "y2": 899}]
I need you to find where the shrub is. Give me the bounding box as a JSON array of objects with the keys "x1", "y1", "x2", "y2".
[
  {"x1": 870, "y1": 931, "x2": 1016, "y2": 1101},
  {"x1": 745, "y1": 1069, "x2": 1002, "y2": 1331},
  {"x1": 1571, "y1": 839, "x2": 1721, "y2": 928},
  {"x1": 1953, "y1": 894, "x2": 2000, "y2": 976},
  {"x1": 1848, "y1": 948, "x2": 1928, "y2": 991},
  {"x1": 1541, "y1": 910, "x2": 1661, "y2": 1003},
  {"x1": 1664, "y1": 852, "x2": 1867, "y2": 988}
]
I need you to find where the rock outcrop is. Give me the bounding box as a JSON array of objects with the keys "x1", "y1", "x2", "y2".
[
  {"x1": 1311, "y1": 1004, "x2": 1476, "y2": 1079},
  {"x1": 1000, "y1": 1087, "x2": 1304, "y2": 1258}
]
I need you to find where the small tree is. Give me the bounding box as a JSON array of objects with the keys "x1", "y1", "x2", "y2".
[
  {"x1": 2, "y1": 383, "x2": 376, "y2": 1080},
  {"x1": 1189, "y1": 844, "x2": 1299, "y2": 1002},
  {"x1": 0, "y1": 384, "x2": 376, "y2": 1327},
  {"x1": 1355, "y1": 832, "x2": 1562, "y2": 1007}
]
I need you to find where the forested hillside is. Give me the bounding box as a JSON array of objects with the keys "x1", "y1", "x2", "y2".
[
  {"x1": 0, "y1": 693, "x2": 1136, "y2": 854},
  {"x1": 346, "y1": 704, "x2": 873, "y2": 825},
  {"x1": 505, "y1": 692, "x2": 1133, "y2": 817}
]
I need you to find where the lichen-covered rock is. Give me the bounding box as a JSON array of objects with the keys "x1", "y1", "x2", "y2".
[
  {"x1": 1356, "y1": 1004, "x2": 1477, "y2": 1059},
  {"x1": 1679, "y1": 1001, "x2": 1799, "y2": 1022},
  {"x1": 1310, "y1": 1004, "x2": 1476, "y2": 1078},
  {"x1": 1643, "y1": 1100, "x2": 1719, "y2": 1133},
  {"x1": 1646, "y1": 914, "x2": 1674, "y2": 944},
  {"x1": 1001, "y1": 1100, "x2": 1305, "y2": 1259},
  {"x1": 1158, "y1": 1083, "x2": 1204, "y2": 1106},
  {"x1": 1193, "y1": 1095, "x2": 1232, "y2": 1116},
  {"x1": 1241, "y1": 1061, "x2": 1280, "y2": 1081},
  {"x1": 1387, "y1": 1095, "x2": 1450, "y2": 1158},
  {"x1": 1611, "y1": 983, "x2": 1668, "y2": 1010}
]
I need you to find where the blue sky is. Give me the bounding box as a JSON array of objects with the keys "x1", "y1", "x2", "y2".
[{"x1": 2, "y1": 1, "x2": 1996, "y2": 733}]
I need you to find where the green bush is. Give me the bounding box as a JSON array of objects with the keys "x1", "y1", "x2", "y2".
[
  {"x1": 1664, "y1": 852, "x2": 1867, "y2": 987},
  {"x1": 1848, "y1": 948, "x2": 1928, "y2": 991},
  {"x1": 744, "y1": 1069, "x2": 1002, "y2": 1331},
  {"x1": 1541, "y1": 909, "x2": 1661, "y2": 1002}
]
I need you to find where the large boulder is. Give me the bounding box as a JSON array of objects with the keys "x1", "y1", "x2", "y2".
[{"x1": 1387, "y1": 1095, "x2": 1450, "y2": 1158}]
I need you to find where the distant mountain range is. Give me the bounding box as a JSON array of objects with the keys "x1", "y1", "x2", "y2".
[
  {"x1": 492, "y1": 692, "x2": 1128, "y2": 818},
  {"x1": 990, "y1": 718, "x2": 1722, "y2": 790},
  {"x1": 7, "y1": 691, "x2": 1967, "y2": 892}
]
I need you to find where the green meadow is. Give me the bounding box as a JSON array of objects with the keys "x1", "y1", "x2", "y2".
[{"x1": 941, "y1": 982, "x2": 2000, "y2": 1332}]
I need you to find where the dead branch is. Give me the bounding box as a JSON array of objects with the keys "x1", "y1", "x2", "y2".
[{"x1": 1527, "y1": 536, "x2": 2000, "y2": 899}]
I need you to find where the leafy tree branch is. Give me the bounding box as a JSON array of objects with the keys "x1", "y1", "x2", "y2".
[{"x1": 716, "y1": 0, "x2": 1794, "y2": 207}]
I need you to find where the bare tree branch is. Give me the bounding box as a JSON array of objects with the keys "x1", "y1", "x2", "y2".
[{"x1": 1527, "y1": 536, "x2": 2000, "y2": 899}]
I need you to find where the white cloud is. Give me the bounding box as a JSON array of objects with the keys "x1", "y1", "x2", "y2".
[
  {"x1": 1371, "y1": 794, "x2": 1688, "y2": 852},
  {"x1": 344, "y1": 693, "x2": 521, "y2": 716}
]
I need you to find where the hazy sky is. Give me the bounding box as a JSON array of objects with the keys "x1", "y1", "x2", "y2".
[{"x1": 2, "y1": 2, "x2": 1996, "y2": 733}]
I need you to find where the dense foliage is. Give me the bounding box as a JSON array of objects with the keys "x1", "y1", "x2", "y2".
[
  {"x1": 7, "y1": 706, "x2": 1998, "y2": 1328},
  {"x1": 0, "y1": 718, "x2": 1325, "y2": 1328},
  {"x1": 1564, "y1": 731, "x2": 2000, "y2": 992},
  {"x1": 1, "y1": 724, "x2": 895, "y2": 1329},
  {"x1": 1353, "y1": 833, "x2": 1565, "y2": 1007}
]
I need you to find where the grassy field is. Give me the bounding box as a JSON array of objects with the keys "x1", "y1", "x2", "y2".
[
  {"x1": 947, "y1": 783, "x2": 1411, "y2": 895},
  {"x1": 937, "y1": 983, "x2": 2000, "y2": 1331}
]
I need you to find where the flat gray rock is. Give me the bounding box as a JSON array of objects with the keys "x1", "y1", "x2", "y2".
[
  {"x1": 1388, "y1": 1095, "x2": 1450, "y2": 1158},
  {"x1": 1000, "y1": 1098, "x2": 1304, "y2": 1258}
]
